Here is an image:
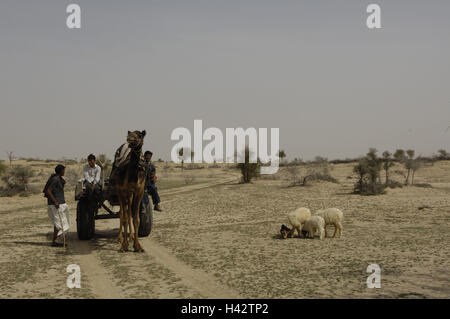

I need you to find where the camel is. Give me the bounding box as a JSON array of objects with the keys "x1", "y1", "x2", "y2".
[{"x1": 112, "y1": 130, "x2": 147, "y2": 252}]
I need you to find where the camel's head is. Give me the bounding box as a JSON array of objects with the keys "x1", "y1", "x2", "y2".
[
  {"x1": 280, "y1": 224, "x2": 290, "y2": 239},
  {"x1": 127, "y1": 130, "x2": 146, "y2": 149}
]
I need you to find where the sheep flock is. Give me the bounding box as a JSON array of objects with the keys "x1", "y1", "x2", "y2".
[{"x1": 280, "y1": 207, "x2": 344, "y2": 240}]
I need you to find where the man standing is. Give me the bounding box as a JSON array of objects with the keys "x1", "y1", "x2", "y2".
[
  {"x1": 45, "y1": 164, "x2": 69, "y2": 247},
  {"x1": 144, "y1": 151, "x2": 162, "y2": 211},
  {"x1": 83, "y1": 154, "x2": 102, "y2": 209}
]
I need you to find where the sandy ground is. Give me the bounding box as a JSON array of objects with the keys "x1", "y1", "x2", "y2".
[{"x1": 0, "y1": 161, "x2": 449, "y2": 298}]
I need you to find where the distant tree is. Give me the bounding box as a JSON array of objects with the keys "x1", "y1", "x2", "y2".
[
  {"x1": 353, "y1": 148, "x2": 385, "y2": 195},
  {"x1": 5, "y1": 151, "x2": 17, "y2": 166},
  {"x1": 393, "y1": 149, "x2": 406, "y2": 162},
  {"x1": 97, "y1": 154, "x2": 112, "y2": 178},
  {"x1": 410, "y1": 159, "x2": 422, "y2": 185},
  {"x1": 237, "y1": 147, "x2": 261, "y2": 183},
  {"x1": 354, "y1": 157, "x2": 369, "y2": 193},
  {"x1": 437, "y1": 149, "x2": 450, "y2": 160},
  {"x1": 178, "y1": 148, "x2": 190, "y2": 170},
  {"x1": 366, "y1": 148, "x2": 382, "y2": 191},
  {"x1": 278, "y1": 150, "x2": 286, "y2": 165},
  {"x1": 382, "y1": 151, "x2": 395, "y2": 184},
  {"x1": 404, "y1": 149, "x2": 416, "y2": 185}
]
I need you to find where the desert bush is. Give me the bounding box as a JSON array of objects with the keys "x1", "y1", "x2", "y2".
[
  {"x1": 306, "y1": 172, "x2": 338, "y2": 184},
  {"x1": 288, "y1": 158, "x2": 303, "y2": 166},
  {"x1": 237, "y1": 147, "x2": 261, "y2": 183},
  {"x1": 64, "y1": 168, "x2": 81, "y2": 189},
  {"x1": 382, "y1": 151, "x2": 395, "y2": 184},
  {"x1": 177, "y1": 148, "x2": 192, "y2": 170},
  {"x1": 259, "y1": 173, "x2": 280, "y2": 180},
  {"x1": 209, "y1": 160, "x2": 220, "y2": 168},
  {"x1": 353, "y1": 148, "x2": 385, "y2": 195},
  {"x1": 386, "y1": 180, "x2": 404, "y2": 189},
  {"x1": 286, "y1": 158, "x2": 337, "y2": 187},
  {"x1": 60, "y1": 157, "x2": 78, "y2": 165},
  {"x1": 329, "y1": 158, "x2": 358, "y2": 164},
  {"x1": 286, "y1": 165, "x2": 300, "y2": 185},
  {"x1": 413, "y1": 183, "x2": 432, "y2": 188},
  {"x1": 436, "y1": 149, "x2": 450, "y2": 160},
  {"x1": 0, "y1": 165, "x2": 35, "y2": 196},
  {"x1": 21, "y1": 157, "x2": 42, "y2": 162},
  {"x1": 183, "y1": 174, "x2": 196, "y2": 185},
  {"x1": 184, "y1": 164, "x2": 205, "y2": 170},
  {"x1": 0, "y1": 161, "x2": 6, "y2": 176},
  {"x1": 278, "y1": 150, "x2": 287, "y2": 166}
]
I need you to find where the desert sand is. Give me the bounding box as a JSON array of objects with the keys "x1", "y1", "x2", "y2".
[{"x1": 0, "y1": 160, "x2": 449, "y2": 298}]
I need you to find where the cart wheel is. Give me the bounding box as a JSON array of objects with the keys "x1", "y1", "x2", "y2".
[
  {"x1": 77, "y1": 198, "x2": 95, "y2": 240},
  {"x1": 138, "y1": 201, "x2": 153, "y2": 237}
]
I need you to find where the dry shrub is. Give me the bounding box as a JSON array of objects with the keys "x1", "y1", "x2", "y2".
[{"x1": 183, "y1": 174, "x2": 196, "y2": 185}]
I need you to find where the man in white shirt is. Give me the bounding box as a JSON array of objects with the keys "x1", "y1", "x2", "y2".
[{"x1": 84, "y1": 154, "x2": 102, "y2": 209}]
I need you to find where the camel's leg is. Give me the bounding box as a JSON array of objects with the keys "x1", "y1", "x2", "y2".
[
  {"x1": 121, "y1": 192, "x2": 134, "y2": 252},
  {"x1": 132, "y1": 191, "x2": 145, "y2": 252},
  {"x1": 117, "y1": 194, "x2": 125, "y2": 244},
  {"x1": 119, "y1": 193, "x2": 132, "y2": 252},
  {"x1": 129, "y1": 209, "x2": 134, "y2": 242}
]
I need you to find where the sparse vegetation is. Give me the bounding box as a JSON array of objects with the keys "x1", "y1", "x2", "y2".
[
  {"x1": 5, "y1": 151, "x2": 17, "y2": 166},
  {"x1": 183, "y1": 174, "x2": 196, "y2": 185},
  {"x1": 436, "y1": 149, "x2": 450, "y2": 160},
  {"x1": 286, "y1": 157, "x2": 337, "y2": 186},
  {"x1": 382, "y1": 151, "x2": 395, "y2": 185},
  {"x1": 0, "y1": 161, "x2": 6, "y2": 176},
  {"x1": 237, "y1": 147, "x2": 261, "y2": 183},
  {"x1": 278, "y1": 150, "x2": 286, "y2": 166},
  {"x1": 353, "y1": 148, "x2": 385, "y2": 195},
  {"x1": 394, "y1": 149, "x2": 423, "y2": 185},
  {"x1": 0, "y1": 165, "x2": 35, "y2": 196},
  {"x1": 64, "y1": 168, "x2": 81, "y2": 189},
  {"x1": 178, "y1": 148, "x2": 191, "y2": 171}
]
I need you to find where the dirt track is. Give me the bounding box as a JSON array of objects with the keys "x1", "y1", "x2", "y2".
[{"x1": 67, "y1": 176, "x2": 242, "y2": 299}]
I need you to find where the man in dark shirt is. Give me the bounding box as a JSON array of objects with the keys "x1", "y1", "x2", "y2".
[
  {"x1": 45, "y1": 164, "x2": 70, "y2": 246},
  {"x1": 144, "y1": 151, "x2": 162, "y2": 211}
]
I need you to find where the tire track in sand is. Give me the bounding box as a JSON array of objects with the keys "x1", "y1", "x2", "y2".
[
  {"x1": 70, "y1": 175, "x2": 240, "y2": 298},
  {"x1": 139, "y1": 238, "x2": 241, "y2": 298},
  {"x1": 68, "y1": 231, "x2": 122, "y2": 298}
]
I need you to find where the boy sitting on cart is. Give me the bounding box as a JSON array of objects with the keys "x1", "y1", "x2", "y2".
[{"x1": 83, "y1": 154, "x2": 102, "y2": 210}]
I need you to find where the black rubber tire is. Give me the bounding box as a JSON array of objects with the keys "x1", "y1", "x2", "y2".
[
  {"x1": 138, "y1": 201, "x2": 153, "y2": 237},
  {"x1": 77, "y1": 198, "x2": 95, "y2": 240}
]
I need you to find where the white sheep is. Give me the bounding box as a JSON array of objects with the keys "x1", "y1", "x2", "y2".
[
  {"x1": 314, "y1": 208, "x2": 344, "y2": 238},
  {"x1": 302, "y1": 215, "x2": 325, "y2": 240},
  {"x1": 280, "y1": 207, "x2": 311, "y2": 239}
]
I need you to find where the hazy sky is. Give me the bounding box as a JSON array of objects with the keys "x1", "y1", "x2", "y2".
[{"x1": 1, "y1": 0, "x2": 449, "y2": 161}]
